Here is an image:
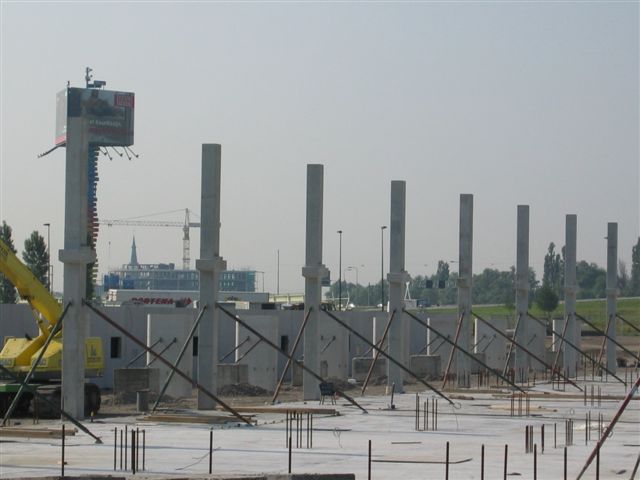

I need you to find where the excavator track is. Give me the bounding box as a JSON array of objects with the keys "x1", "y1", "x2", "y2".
[{"x1": 0, "y1": 383, "x2": 101, "y2": 419}]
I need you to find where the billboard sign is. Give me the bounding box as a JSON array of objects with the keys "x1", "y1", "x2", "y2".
[{"x1": 56, "y1": 87, "x2": 135, "y2": 146}]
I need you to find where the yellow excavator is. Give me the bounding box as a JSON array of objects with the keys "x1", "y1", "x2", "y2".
[{"x1": 0, "y1": 238, "x2": 104, "y2": 417}]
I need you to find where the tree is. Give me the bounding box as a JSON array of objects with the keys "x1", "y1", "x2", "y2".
[
  {"x1": 0, "y1": 221, "x2": 18, "y2": 303},
  {"x1": 618, "y1": 260, "x2": 629, "y2": 296},
  {"x1": 630, "y1": 237, "x2": 640, "y2": 296},
  {"x1": 543, "y1": 242, "x2": 563, "y2": 297},
  {"x1": 535, "y1": 282, "x2": 559, "y2": 319},
  {"x1": 576, "y1": 261, "x2": 606, "y2": 299},
  {"x1": 22, "y1": 230, "x2": 49, "y2": 287}
]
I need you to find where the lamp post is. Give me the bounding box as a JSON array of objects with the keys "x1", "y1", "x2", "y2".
[
  {"x1": 277, "y1": 249, "x2": 280, "y2": 295},
  {"x1": 337, "y1": 230, "x2": 342, "y2": 311},
  {"x1": 43, "y1": 223, "x2": 51, "y2": 292},
  {"x1": 380, "y1": 225, "x2": 387, "y2": 311}
]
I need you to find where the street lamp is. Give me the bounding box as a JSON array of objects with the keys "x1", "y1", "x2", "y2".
[
  {"x1": 380, "y1": 225, "x2": 387, "y2": 311},
  {"x1": 43, "y1": 223, "x2": 51, "y2": 292},
  {"x1": 337, "y1": 230, "x2": 342, "y2": 311}
]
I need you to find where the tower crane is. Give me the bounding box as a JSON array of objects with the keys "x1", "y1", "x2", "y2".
[{"x1": 100, "y1": 209, "x2": 200, "y2": 269}]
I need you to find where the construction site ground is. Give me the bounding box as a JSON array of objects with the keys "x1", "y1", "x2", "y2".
[{"x1": 1, "y1": 365, "x2": 639, "y2": 480}]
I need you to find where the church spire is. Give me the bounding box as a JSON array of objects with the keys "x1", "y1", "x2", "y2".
[{"x1": 130, "y1": 236, "x2": 139, "y2": 267}]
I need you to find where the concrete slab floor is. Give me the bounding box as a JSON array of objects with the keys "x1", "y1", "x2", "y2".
[{"x1": 1, "y1": 376, "x2": 639, "y2": 479}]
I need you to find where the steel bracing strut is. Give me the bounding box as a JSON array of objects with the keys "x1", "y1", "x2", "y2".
[
  {"x1": 84, "y1": 300, "x2": 252, "y2": 426},
  {"x1": 216, "y1": 303, "x2": 368, "y2": 413},
  {"x1": 403, "y1": 309, "x2": 527, "y2": 395}
]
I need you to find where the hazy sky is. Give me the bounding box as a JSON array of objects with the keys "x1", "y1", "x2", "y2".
[{"x1": 1, "y1": 2, "x2": 638, "y2": 294}]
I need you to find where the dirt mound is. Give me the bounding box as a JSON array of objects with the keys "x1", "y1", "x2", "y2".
[{"x1": 219, "y1": 383, "x2": 270, "y2": 397}]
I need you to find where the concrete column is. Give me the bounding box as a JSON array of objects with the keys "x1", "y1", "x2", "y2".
[
  {"x1": 563, "y1": 214, "x2": 578, "y2": 377},
  {"x1": 387, "y1": 181, "x2": 410, "y2": 392},
  {"x1": 514, "y1": 205, "x2": 530, "y2": 381},
  {"x1": 606, "y1": 223, "x2": 618, "y2": 373},
  {"x1": 456, "y1": 194, "x2": 473, "y2": 387},
  {"x1": 302, "y1": 164, "x2": 329, "y2": 400},
  {"x1": 60, "y1": 117, "x2": 95, "y2": 419},
  {"x1": 196, "y1": 144, "x2": 226, "y2": 409}
]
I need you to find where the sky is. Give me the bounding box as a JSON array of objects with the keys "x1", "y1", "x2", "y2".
[{"x1": 1, "y1": 2, "x2": 638, "y2": 295}]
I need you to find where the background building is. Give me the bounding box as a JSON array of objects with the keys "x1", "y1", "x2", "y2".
[{"x1": 103, "y1": 237, "x2": 257, "y2": 292}]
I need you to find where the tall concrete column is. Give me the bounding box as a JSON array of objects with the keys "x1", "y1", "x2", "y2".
[
  {"x1": 196, "y1": 144, "x2": 226, "y2": 409},
  {"x1": 387, "y1": 181, "x2": 409, "y2": 392},
  {"x1": 456, "y1": 194, "x2": 473, "y2": 387},
  {"x1": 302, "y1": 164, "x2": 328, "y2": 400},
  {"x1": 606, "y1": 222, "x2": 618, "y2": 373},
  {"x1": 60, "y1": 117, "x2": 95, "y2": 419},
  {"x1": 563, "y1": 214, "x2": 578, "y2": 377},
  {"x1": 514, "y1": 205, "x2": 530, "y2": 381}
]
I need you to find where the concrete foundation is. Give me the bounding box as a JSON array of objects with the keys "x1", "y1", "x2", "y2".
[
  {"x1": 409, "y1": 355, "x2": 441, "y2": 379},
  {"x1": 113, "y1": 368, "x2": 160, "y2": 400},
  {"x1": 218, "y1": 363, "x2": 249, "y2": 387},
  {"x1": 351, "y1": 357, "x2": 387, "y2": 382}
]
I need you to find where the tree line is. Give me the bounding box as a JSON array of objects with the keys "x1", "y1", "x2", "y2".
[
  {"x1": 0, "y1": 221, "x2": 49, "y2": 303},
  {"x1": 326, "y1": 238, "x2": 640, "y2": 308}
]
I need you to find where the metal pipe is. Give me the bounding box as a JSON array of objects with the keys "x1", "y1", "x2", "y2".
[
  {"x1": 616, "y1": 314, "x2": 640, "y2": 334},
  {"x1": 219, "y1": 336, "x2": 250, "y2": 363},
  {"x1": 146, "y1": 338, "x2": 178, "y2": 366},
  {"x1": 503, "y1": 313, "x2": 523, "y2": 377},
  {"x1": 272, "y1": 309, "x2": 312, "y2": 404},
  {"x1": 152, "y1": 306, "x2": 208, "y2": 412},
  {"x1": 127, "y1": 338, "x2": 162, "y2": 367},
  {"x1": 209, "y1": 428, "x2": 213, "y2": 474},
  {"x1": 2, "y1": 302, "x2": 70, "y2": 425},
  {"x1": 503, "y1": 444, "x2": 508, "y2": 480},
  {"x1": 528, "y1": 312, "x2": 625, "y2": 385},
  {"x1": 368, "y1": 439, "x2": 372, "y2": 480},
  {"x1": 61, "y1": 424, "x2": 65, "y2": 478},
  {"x1": 595, "y1": 314, "x2": 614, "y2": 369},
  {"x1": 576, "y1": 376, "x2": 640, "y2": 479},
  {"x1": 235, "y1": 338, "x2": 263, "y2": 363},
  {"x1": 217, "y1": 303, "x2": 368, "y2": 413},
  {"x1": 320, "y1": 336, "x2": 336, "y2": 354},
  {"x1": 83, "y1": 300, "x2": 252, "y2": 426},
  {"x1": 323, "y1": 307, "x2": 454, "y2": 405},
  {"x1": 575, "y1": 313, "x2": 640, "y2": 362},
  {"x1": 473, "y1": 311, "x2": 582, "y2": 392},
  {"x1": 361, "y1": 310, "x2": 396, "y2": 396},
  {"x1": 442, "y1": 311, "x2": 465, "y2": 389},
  {"x1": 404, "y1": 309, "x2": 527, "y2": 395},
  {"x1": 551, "y1": 315, "x2": 571, "y2": 377}
]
